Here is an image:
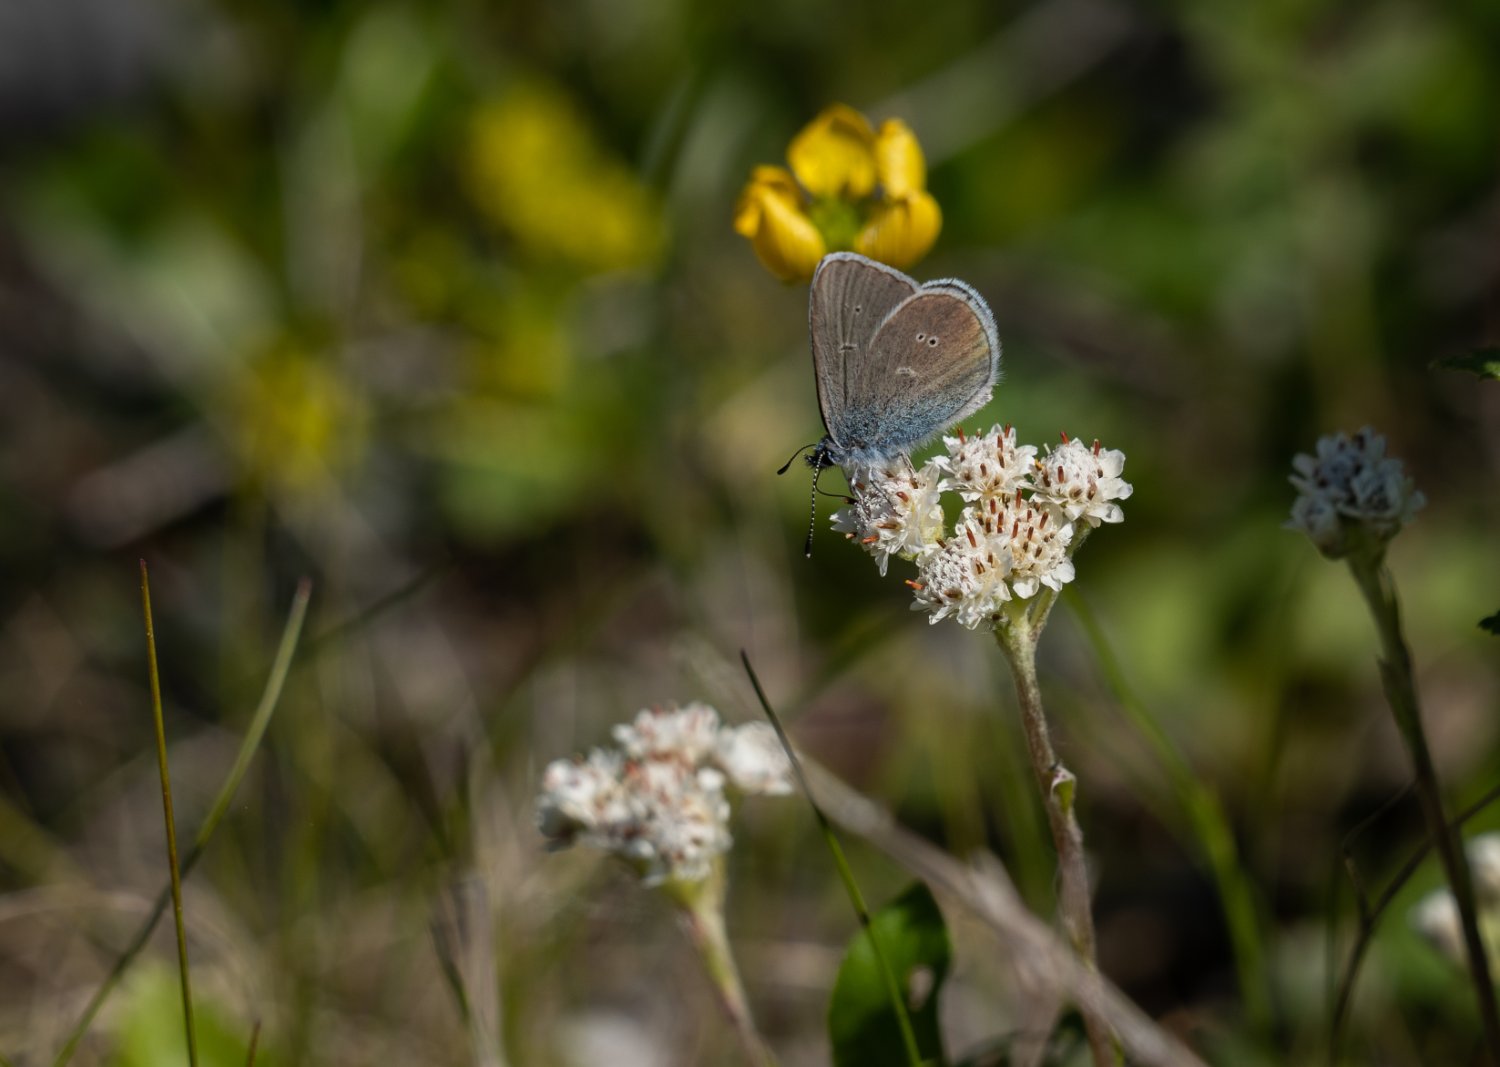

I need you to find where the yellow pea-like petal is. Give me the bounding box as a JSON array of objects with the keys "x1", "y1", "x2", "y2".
[
  {"x1": 734, "y1": 166, "x2": 801, "y2": 235},
  {"x1": 854, "y1": 190, "x2": 942, "y2": 270},
  {"x1": 874, "y1": 118, "x2": 927, "y2": 199},
  {"x1": 734, "y1": 167, "x2": 827, "y2": 282},
  {"x1": 787, "y1": 103, "x2": 877, "y2": 200}
]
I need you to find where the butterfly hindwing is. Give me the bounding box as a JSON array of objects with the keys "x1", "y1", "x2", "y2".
[{"x1": 840, "y1": 280, "x2": 1000, "y2": 454}]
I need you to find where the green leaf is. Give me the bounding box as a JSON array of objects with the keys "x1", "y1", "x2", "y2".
[
  {"x1": 1432, "y1": 347, "x2": 1500, "y2": 380},
  {"x1": 1480, "y1": 611, "x2": 1500, "y2": 636},
  {"x1": 829, "y1": 882, "x2": 952, "y2": 1067}
]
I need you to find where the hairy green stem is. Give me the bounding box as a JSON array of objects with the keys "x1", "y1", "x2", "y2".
[
  {"x1": 1348, "y1": 555, "x2": 1500, "y2": 1060},
  {"x1": 670, "y1": 865, "x2": 777, "y2": 1066},
  {"x1": 996, "y1": 615, "x2": 1116, "y2": 1067}
]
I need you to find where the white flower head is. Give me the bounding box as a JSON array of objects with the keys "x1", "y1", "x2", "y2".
[
  {"x1": 1411, "y1": 888, "x2": 1463, "y2": 965},
  {"x1": 612, "y1": 702, "x2": 721, "y2": 764},
  {"x1": 536, "y1": 748, "x2": 628, "y2": 848},
  {"x1": 620, "y1": 760, "x2": 732, "y2": 885},
  {"x1": 1410, "y1": 832, "x2": 1500, "y2": 970},
  {"x1": 713, "y1": 722, "x2": 794, "y2": 796},
  {"x1": 825, "y1": 425, "x2": 1128, "y2": 632},
  {"x1": 1030, "y1": 435, "x2": 1132, "y2": 527},
  {"x1": 1287, "y1": 427, "x2": 1425, "y2": 557},
  {"x1": 936, "y1": 424, "x2": 1038, "y2": 504},
  {"x1": 831, "y1": 458, "x2": 946, "y2": 576},
  {"x1": 1467, "y1": 832, "x2": 1500, "y2": 906},
  {"x1": 911, "y1": 511, "x2": 1014, "y2": 629},
  {"x1": 985, "y1": 491, "x2": 1076, "y2": 599},
  {"x1": 537, "y1": 703, "x2": 789, "y2": 885}
]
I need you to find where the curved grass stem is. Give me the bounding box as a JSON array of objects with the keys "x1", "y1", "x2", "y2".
[
  {"x1": 51, "y1": 577, "x2": 312, "y2": 1067},
  {"x1": 140, "y1": 561, "x2": 198, "y2": 1067},
  {"x1": 743, "y1": 651, "x2": 923, "y2": 1067},
  {"x1": 1066, "y1": 589, "x2": 1272, "y2": 1036}
]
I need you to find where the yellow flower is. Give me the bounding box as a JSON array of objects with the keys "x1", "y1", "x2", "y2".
[
  {"x1": 734, "y1": 166, "x2": 827, "y2": 283},
  {"x1": 231, "y1": 345, "x2": 366, "y2": 494},
  {"x1": 465, "y1": 83, "x2": 663, "y2": 271},
  {"x1": 787, "y1": 103, "x2": 877, "y2": 200},
  {"x1": 735, "y1": 103, "x2": 941, "y2": 282},
  {"x1": 855, "y1": 190, "x2": 942, "y2": 269}
]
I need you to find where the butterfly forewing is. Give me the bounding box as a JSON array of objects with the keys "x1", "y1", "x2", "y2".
[
  {"x1": 842, "y1": 283, "x2": 999, "y2": 453},
  {"x1": 809, "y1": 253, "x2": 919, "y2": 444}
]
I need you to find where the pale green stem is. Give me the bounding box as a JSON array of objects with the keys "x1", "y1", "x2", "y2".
[
  {"x1": 742, "y1": 651, "x2": 926, "y2": 1067},
  {"x1": 1347, "y1": 554, "x2": 1500, "y2": 1060},
  {"x1": 668, "y1": 865, "x2": 776, "y2": 1066},
  {"x1": 995, "y1": 610, "x2": 1116, "y2": 1067}
]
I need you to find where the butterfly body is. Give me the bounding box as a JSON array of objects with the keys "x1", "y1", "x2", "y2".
[{"x1": 808, "y1": 252, "x2": 1001, "y2": 471}]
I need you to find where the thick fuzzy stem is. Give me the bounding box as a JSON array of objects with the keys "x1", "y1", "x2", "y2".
[
  {"x1": 997, "y1": 617, "x2": 1116, "y2": 1067},
  {"x1": 669, "y1": 864, "x2": 776, "y2": 1066}
]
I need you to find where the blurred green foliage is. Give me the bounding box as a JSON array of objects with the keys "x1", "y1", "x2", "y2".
[{"x1": 1, "y1": 0, "x2": 1499, "y2": 1063}]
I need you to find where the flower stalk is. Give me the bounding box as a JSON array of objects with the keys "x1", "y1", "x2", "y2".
[
  {"x1": 667, "y1": 865, "x2": 777, "y2": 1067},
  {"x1": 1348, "y1": 553, "x2": 1500, "y2": 1058},
  {"x1": 1287, "y1": 427, "x2": 1498, "y2": 1058},
  {"x1": 827, "y1": 426, "x2": 1133, "y2": 1062},
  {"x1": 995, "y1": 606, "x2": 1117, "y2": 1067},
  {"x1": 536, "y1": 704, "x2": 793, "y2": 1062}
]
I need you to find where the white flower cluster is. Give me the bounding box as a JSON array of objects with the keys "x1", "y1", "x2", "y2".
[
  {"x1": 831, "y1": 426, "x2": 1132, "y2": 630},
  {"x1": 1411, "y1": 832, "x2": 1500, "y2": 967},
  {"x1": 537, "y1": 703, "x2": 793, "y2": 885},
  {"x1": 1288, "y1": 427, "x2": 1425, "y2": 558}
]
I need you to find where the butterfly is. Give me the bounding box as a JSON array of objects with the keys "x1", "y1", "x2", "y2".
[{"x1": 785, "y1": 252, "x2": 1001, "y2": 554}]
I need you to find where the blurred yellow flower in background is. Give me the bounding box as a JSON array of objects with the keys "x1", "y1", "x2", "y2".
[
  {"x1": 735, "y1": 105, "x2": 942, "y2": 282},
  {"x1": 466, "y1": 83, "x2": 664, "y2": 272},
  {"x1": 231, "y1": 345, "x2": 367, "y2": 494}
]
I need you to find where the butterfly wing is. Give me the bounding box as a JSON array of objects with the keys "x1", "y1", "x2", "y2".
[
  {"x1": 808, "y1": 253, "x2": 919, "y2": 446},
  {"x1": 840, "y1": 277, "x2": 1001, "y2": 455}
]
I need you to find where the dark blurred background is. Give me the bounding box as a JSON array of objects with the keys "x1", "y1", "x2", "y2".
[{"x1": 2, "y1": 0, "x2": 1499, "y2": 1063}]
